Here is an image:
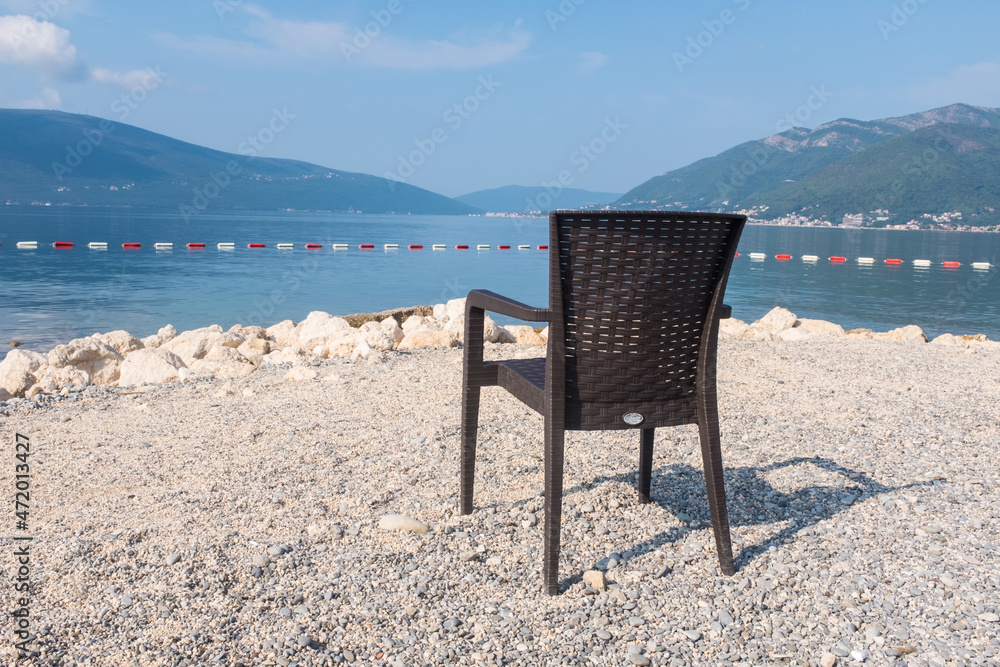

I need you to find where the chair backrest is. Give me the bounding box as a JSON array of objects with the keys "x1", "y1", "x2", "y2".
[{"x1": 547, "y1": 210, "x2": 745, "y2": 431}]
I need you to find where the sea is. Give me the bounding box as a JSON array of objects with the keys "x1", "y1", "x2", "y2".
[{"x1": 1, "y1": 208, "x2": 998, "y2": 351}]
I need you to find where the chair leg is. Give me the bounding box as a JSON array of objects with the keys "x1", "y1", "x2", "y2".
[
  {"x1": 637, "y1": 428, "x2": 654, "y2": 503},
  {"x1": 459, "y1": 379, "x2": 481, "y2": 516},
  {"x1": 542, "y1": 419, "x2": 565, "y2": 595},
  {"x1": 696, "y1": 401, "x2": 736, "y2": 576}
]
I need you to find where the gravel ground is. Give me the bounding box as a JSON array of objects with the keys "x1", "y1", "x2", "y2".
[{"x1": 1, "y1": 337, "x2": 998, "y2": 667}]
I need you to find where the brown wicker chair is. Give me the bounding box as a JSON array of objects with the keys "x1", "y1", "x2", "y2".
[{"x1": 460, "y1": 210, "x2": 746, "y2": 594}]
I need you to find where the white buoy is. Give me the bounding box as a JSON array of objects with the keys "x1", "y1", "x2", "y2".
[
  {"x1": 384, "y1": 243, "x2": 399, "y2": 250},
  {"x1": 802, "y1": 255, "x2": 819, "y2": 261},
  {"x1": 87, "y1": 242, "x2": 108, "y2": 249},
  {"x1": 857, "y1": 257, "x2": 875, "y2": 264},
  {"x1": 332, "y1": 244, "x2": 349, "y2": 250},
  {"x1": 276, "y1": 243, "x2": 293, "y2": 249},
  {"x1": 477, "y1": 244, "x2": 491, "y2": 250},
  {"x1": 154, "y1": 242, "x2": 173, "y2": 249},
  {"x1": 16, "y1": 241, "x2": 38, "y2": 248},
  {"x1": 432, "y1": 244, "x2": 446, "y2": 250},
  {"x1": 217, "y1": 242, "x2": 235, "y2": 249},
  {"x1": 972, "y1": 262, "x2": 991, "y2": 269},
  {"x1": 912, "y1": 259, "x2": 932, "y2": 267},
  {"x1": 749, "y1": 252, "x2": 766, "y2": 259},
  {"x1": 518, "y1": 244, "x2": 530, "y2": 250}
]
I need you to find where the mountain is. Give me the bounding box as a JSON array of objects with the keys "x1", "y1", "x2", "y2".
[
  {"x1": 0, "y1": 109, "x2": 479, "y2": 215},
  {"x1": 456, "y1": 185, "x2": 622, "y2": 214},
  {"x1": 616, "y1": 103, "x2": 1000, "y2": 228}
]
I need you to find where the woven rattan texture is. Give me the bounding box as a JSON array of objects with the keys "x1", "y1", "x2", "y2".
[{"x1": 555, "y1": 212, "x2": 740, "y2": 431}]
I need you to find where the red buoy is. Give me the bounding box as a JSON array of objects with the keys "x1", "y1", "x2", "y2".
[
  {"x1": 305, "y1": 244, "x2": 322, "y2": 249},
  {"x1": 776, "y1": 254, "x2": 791, "y2": 261},
  {"x1": 456, "y1": 244, "x2": 469, "y2": 249},
  {"x1": 538, "y1": 245, "x2": 549, "y2": 250},
  {"x1": 359, "y1": 244, "x2": 375, "y2": 249},
  {"x1": 123, "y1": 242, "x2": 141, "y2": 249},
  {"x1": 248, "y1": 243, "x2": 265, "y2": 248},
  {"x1": 734, "y1": 252, "x2": 739, "y2": 257},
  {"x1": 408, "y1": 244, "x2": 423, "y2": 250},
  {"x1": 187, "y1": 243, "x2": 205, "y2": 249},
  {"x1": 943, "y1": 261, "x2": 960, "y2": 268},
  {"x1": 829, "y1": 256, "x2": 846, "y2": 262},
  {"x1": 498, "y1": 244, "x2": 511, "y2": 250},
  {"x1": 885, "y1": 258, "x2": 902, "y2": 265},
  {"x1": 54, "y1": 241, "x2": 74, "y2": 248}
]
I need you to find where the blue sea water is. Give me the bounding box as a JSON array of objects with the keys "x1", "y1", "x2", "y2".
[{"x1": 1, "y1": 208, "x2": 998, "y2": 350}]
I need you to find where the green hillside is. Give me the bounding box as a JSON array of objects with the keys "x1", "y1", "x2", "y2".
[
  {"x1": 0, "y1": 109, "x2": 479, "y2": 215},
  {"x1": 615, "y1": 103, "x2": 1000, "y2": 228}
]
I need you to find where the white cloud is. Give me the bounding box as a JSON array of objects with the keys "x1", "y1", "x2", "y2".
[
  {"x1": 158, "y1": 5, "x2": 531, "y2": 70},
  {"x1": 90, "y1": 66, "x2": 161, "y2": 90},
  {"x1": 906, "y1": 61, "x2": 1000, "y2": 108},
  {"x1": 579, "y1": 51, "x2": 608, "y2": 74},
  {"x1": 10, "y1": 85, "x2": 62, "y2": 108},
  {"x1": 0, "y1": 14, "x2": 82, "y2": 77}
]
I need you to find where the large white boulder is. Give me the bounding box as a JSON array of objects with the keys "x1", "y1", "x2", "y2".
[
  {"x1": 263, "y1": 346, "x2": 311, "y2": 366},
  {"x1": 140, "y1": 324, "x2": 177, "y2": 348},
  {"x1": 433, "y1": 303, "x2": 449, "y2": 322},
  {"x1": 445, "y1": 297, "x2": 467, "y2": 322},
  {"x1": 357, "y1": 322, "x2": 396, "y2": 352},
  {"x1": 96, "y1": 330, "x2": 144, "y2": 356},
  {"x1": 877, "y1": 325, "x2": 927, "y2": 343},
  {"x1": 229, "y1": 324, "x2": 268, "y2": 340},
  {"x1": 237, "y1": 337, "x2": 271, "y2": 365},
  {"x1": 751, "y1": 307, "x2": 798, "y2": 334},
  {"x1": 46, "y1": 337, "x2": 123, "y2": 384},
  {"x1": 719, "y1": 318, "x2": 751, "y2": 339},
  {"x1": 397, "y1": 330, "x2": 459, "y2": 350},
  {"x1": 484, "y1": 316, "x2": 516, "y2": 344},
  {"x1": 160, "y1": 326, "x2": 242, "y2": 362},
  {"x1": 930, "y1": 333, "x2": 968, "y2": 348},
  {"x1": 296, "y1": 311, "x2": 352, "y2": 349},
  {"x1": 402, "y1": 315, "x2": 440, "y2": 333},
  {"x1": 118, "y1": 349, "x2": 187, "y2": 386},
  {"x1": 504, "y1": 325, "x2": 546, "y2": 346},
  {"x1": 0, "y1": 349, "x2": 47, "y2": 396},
  {"x1": 325, "y1": 329, "x2": 362, "y2": 357},
  {"x1": 266, "y1": 320, "x2": 298, "y2": 348},
  {"x1": 776, "y1": 319, "x2": 845, "y2": 341},
  {"x1": 379, "y1": 317, "x2": 404, "y2": 346}
]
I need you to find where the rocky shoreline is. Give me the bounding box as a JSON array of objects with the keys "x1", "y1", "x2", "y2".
[
  {"x1": 2, "y1": 301, "x2": 996, "y2": 406},
  {"x1": 1, "y1": 305, "x2": 999, "y2": 665}
]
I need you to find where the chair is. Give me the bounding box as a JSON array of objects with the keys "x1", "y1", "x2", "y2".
[{"x1": 460, "y1": 210, "x2": 746, "y2": 594}]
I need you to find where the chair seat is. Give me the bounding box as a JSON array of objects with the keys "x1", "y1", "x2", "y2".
[{"x1": 485, "y1": 358, "x2": 546, "y2": 414}]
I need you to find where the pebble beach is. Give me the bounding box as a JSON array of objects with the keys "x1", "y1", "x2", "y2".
[{"x1": 2, "y1": 307, "x2": 999, "y2": 667}]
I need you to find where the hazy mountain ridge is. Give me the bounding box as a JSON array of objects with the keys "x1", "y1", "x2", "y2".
[
  {"x1": 0, "y1": 109, "x2": 479, "y2": 215},
  {"x1": 455, "y1": 185, "x2": 624, "y2": 213},
  {"x1": 617, "y1": 103, "x2": 1000, "y2": 228}
]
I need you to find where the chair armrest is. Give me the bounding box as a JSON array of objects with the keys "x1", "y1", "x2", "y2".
[
  {"x1": 720, "y1": 304, "x2": 732, "y2": 319},
  {"x1": 466, "y1": 289, "x2": 551, "y2": 322}
]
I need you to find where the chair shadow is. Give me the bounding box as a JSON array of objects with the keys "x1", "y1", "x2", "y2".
[{"x1": 553, "y1": 455, "x2": 935, "y2": 573}]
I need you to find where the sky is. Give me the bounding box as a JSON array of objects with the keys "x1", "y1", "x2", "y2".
[{"x1": 2, "y1": 1, "x2": 1000, "y2": 198}]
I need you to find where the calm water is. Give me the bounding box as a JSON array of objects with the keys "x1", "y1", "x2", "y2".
[{"x1": 1, "y1": 208, "x2": 997, "y2": 350}]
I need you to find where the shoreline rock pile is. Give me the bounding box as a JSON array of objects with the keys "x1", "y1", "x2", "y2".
[{"x1": 1, "y1": 302, "x2": 994, "y2": 402}]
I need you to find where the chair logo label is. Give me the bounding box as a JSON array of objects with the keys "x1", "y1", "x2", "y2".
[{"x1": 623, "y1": 413, "x2": 644, "y2": 426}]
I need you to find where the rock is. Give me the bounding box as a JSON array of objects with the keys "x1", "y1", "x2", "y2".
[
  {"x1": 402, "y1": 315, "x2": 439, "y2": 333},
  {"x1": 140, "y1": 324, "x2": 177, "y2": 348},
  {"x1": 296, "y1": 311, "x2": 353, "y2": 349},
  {"x1": 627, "y1": 655, "x2": 650, "y2": 666},
  {"x1": 504, "y1": 325, "x2": 546, "y2": 346},
  {"x1": 752, "y1": 307, "x2": 798, "y2": 334},
  {"x1": 0, "y1": 348, "x2": 47, "y2": 396},
  {"x1": 205, "y1": 345, "x2": 249, "y2": 363},
  {"x1": 33, "y1": 366, "x2": 91, "y2": 391},
  {"x1": 484, "y1": 315, "x2": 516, "y2": 344},
  {"x1": 237, "y1": 337, "x2": 271, "y2": 365},
  {"x1": 228, "y1": 324, "x2": 268, "y2": 340},
  {"x1": 845, "y1": 328, "x2": 876, "y2": 340},
  {"x1": 445, "y1": 315, "x2": 466, "y2": 343},
  {"x1": 719, "y1": 318, "x2": 751, "y2": 338},
  {"x1": 776, "y1": 319, "x2": 845, "y2": 341},
  {"x1": 930, "y1": 333, "x2": 969, "y2": 347},
  {"x1": 325, "y1": 330, "x2": 362, "y2": 358},
  {"x1": 877, "y1": 325, "x2": 927, "y2": 343},
  {"x1": 165, "y1": 553, "x2": 182, "y2": 566},
  {"x1": 263, "y1": 346, "x2": 311, "y2": 366},
  {"x1": 742, "y1": 325, "x2": 774, "y2": 341},
  {"x1": 96, "y1": 330, "x2": 144, "y2": 356},
  {"x1": 285, "y1": 367, "x2": 319, "y2": 382},
  {"x1": 161, "y1": 326, "x2": 242, "y2": 362},
  {"x1": 397, "y1": 330, "x2": 459, "y2": 350},
  {"x1": 979, "y1": 612, "x2": 1000, "y2": 623},
  {"x1": 379, "y1": 317, "x2": 405, "y2": 346},
  {"x1": 47, "y1": 337, "x2": 123, "y2": 384},
  {"x1": 0, "y1": 387, "x2": 10, "y2": 402},
  {"x1": 213, "y1": 361, "x2": 256, "y2": 380},
  {"x1": 582, "y1": 570, "x2": 607, "y2": 590},
  {"x1": 682, "y1": 630, "x2": 702, "y2": 641},
  {"x1": 266, "y1": 320, "x2": 298, "y2": 348},
  {"x1": 539, "y1": 327, "x2": 549, "y2": 341},
  {"x1": 820, "y1": 653, "x2": 837, "y2": 667},
  {"x1": 351, "y1": 341, "x2": 383, "y2": 362},
  {"x1": 378, "y1": 514, "x2": 429, "y2": 533},
  {"x1": 445, "y1": 297, "x2": 467, "y2": 322},
  {"x1": 849, "y1": 649, "x2": 869, "y2": 662},
  {"x1": 357, "y1": 322, "x2": 395, "y2": 352},
  {"x1": 433, "y1": 303, "x2": 448, "y2": 322},
  {"x1": 252, "y1": 554, "x2": 270, "y2": 567},
  {"x1": 306, "y1": 523, "x2": 325, "y2": 536},
  {"x1": 118, "y1": 349, "x2": 188, "y2": 386}
]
